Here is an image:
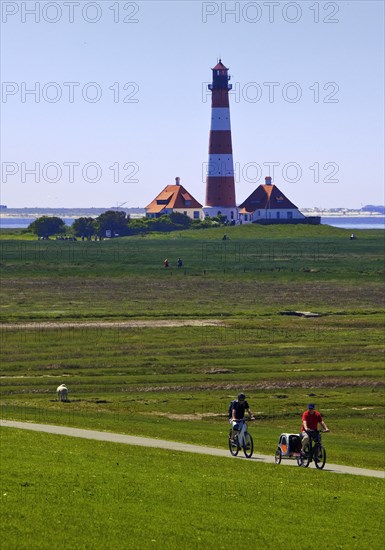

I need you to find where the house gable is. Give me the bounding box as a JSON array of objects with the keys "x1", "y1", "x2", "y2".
[
  {"x1": 145, "y1": 179, "x2": 203, "y2": 218},
  {"x1": 239, "y1": 182, "x2": 299, "y2": 213}
]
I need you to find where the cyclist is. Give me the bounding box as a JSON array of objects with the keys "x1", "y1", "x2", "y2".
[
  {"x1": 301, "y1": 403, "x2": 330, "y2": 451},
  {"x1": 230, "y1": 393, "x2": 254, "y2": 441}
]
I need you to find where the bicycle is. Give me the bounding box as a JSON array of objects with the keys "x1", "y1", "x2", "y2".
[
  {"x1": 297, "y1": 429, "x2": 327, "y2": 469},
  {"x1": 228, "y1": 418, "x2": 254, "y2": 458}
]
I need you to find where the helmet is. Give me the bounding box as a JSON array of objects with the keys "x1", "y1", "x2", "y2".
[
  {"x1": 238, "y1": 393, "x2": 246, "y2": 400},
  {"x1": 308, "y1": 403, "x2": 315, "y2": 410}
]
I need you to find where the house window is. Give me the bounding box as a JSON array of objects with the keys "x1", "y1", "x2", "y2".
[
  {"x1": 230, "y1": 211, "x2": 234, "y2": 219},
  {"x1": 185, "y1": 200, "x2": 191, "y2": 206},
  {"x1": 183, "y1": 211, "x2": 187, "y2": 216},
  {"x1": 245, "y1": 214, "x2": 248, "y2": 221},
  {"x1": 276, "y1": 212, "x2": 280, "y2": 219},
  {"x1": 287, "y1": 211, "x2": 293, "y2": 219},
  {"x1": 193, "y1": 211, "x2": 200, "y2": 219}
]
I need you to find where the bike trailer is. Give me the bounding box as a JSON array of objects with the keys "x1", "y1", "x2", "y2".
[{"x1": 274, "y1": 433, "x2": 302, "y2": 464}]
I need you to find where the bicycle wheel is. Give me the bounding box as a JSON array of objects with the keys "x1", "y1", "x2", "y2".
[
  {"x1": 274, "y1": 447, "x2": 282, "y2": 465},
  {"x1": 243, "y1": 432, "x2": 253, "y2": 458},
  {"x1": 229, "y1": 432, "x2": 239, "y2": 456},
  {"x1": 297, "y1": 443, "x2": 311, "y2": 467},
  {"x1": 314, "y1": 444, "x2": 326, "y2": 469}
]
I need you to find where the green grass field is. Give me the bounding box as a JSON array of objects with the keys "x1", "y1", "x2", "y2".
[
  {"x1": 0, "y1": 225, "x2": 384, "y2": 547},
  {"x1": 1, "y1": 225, "x2": 384, "y2": 321},
  {"x1": 1, "y1": 429, "x2": 384, "y2": 550},
  {"x1": 1, "y1": 316, "x2": 384, "y2": 469}
]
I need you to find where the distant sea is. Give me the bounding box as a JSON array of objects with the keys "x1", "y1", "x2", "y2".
[
  {"x1": 0, "y1": 216, "x2": 384, "y2": 230},
  {"x1": 320, "y1": 217, "x2": 385, "y2": 230},
  {"x1": 0, "y1": 217, "x2": 76, "y2": 229}
]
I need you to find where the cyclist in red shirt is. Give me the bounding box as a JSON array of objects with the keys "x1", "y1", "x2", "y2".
[{"x1": 301, "y1": 404, "x2": 330, "y2": 451}]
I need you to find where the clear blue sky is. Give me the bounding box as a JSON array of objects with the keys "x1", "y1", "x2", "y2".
[{"x1": 1, "y1": 0, "x2": 384, "y2": 208}]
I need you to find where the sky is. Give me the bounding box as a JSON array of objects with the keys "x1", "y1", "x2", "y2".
[{"x1": 1, "y1": 0, "x2": 384, "y2": 209}]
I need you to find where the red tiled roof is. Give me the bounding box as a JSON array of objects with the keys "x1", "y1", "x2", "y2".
[
  {"x1": 146, "y1": 184, "x2": 203, "y2": 214},
  {"x1": 146, "y1": 202, "x2": 172, "y2": 214},
  {"x1": 238, "y1": 184, "x2": 299, "y2": 212},
  {"x1": 158, "y1": 191, "x2": 174, "y2": 202}
]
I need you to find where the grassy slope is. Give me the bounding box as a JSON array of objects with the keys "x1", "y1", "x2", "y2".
[{"x1": 1, "y1": 429, "x2": 384, "y2": 550}]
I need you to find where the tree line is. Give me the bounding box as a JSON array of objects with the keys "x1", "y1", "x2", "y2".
[{"x1": 27, "y1": 211, "x2": 229, "y2": 238}]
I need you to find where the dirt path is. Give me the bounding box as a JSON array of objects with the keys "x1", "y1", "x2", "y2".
[
  {"x1": 1, "y1": 420, "x2": 383, "y2": 479},
  {"x1": 0, "y1": 319, "x2": 225, "y2": 330}
]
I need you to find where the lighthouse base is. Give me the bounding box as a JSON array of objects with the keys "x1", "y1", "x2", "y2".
[{"x1": 203, "y1": 206, "x2": 238, "y2": 223}]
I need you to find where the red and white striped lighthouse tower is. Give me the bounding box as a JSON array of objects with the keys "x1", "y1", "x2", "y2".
[{"x1": 204, "y1": 60, "x2": 237, "y2": 221}]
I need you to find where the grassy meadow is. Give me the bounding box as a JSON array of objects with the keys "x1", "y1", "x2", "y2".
[
  {"x1": 0, "y1": 224, "x2": 384, "y2": 547},
  {"x1": 1, "y1": 428, "x2": 384, "y2": 550},
  {"x1": 0, "y1": 224, "x2": 384, "y2": 321},
  {"x1": 1, "y1": 315, "x2": 384, "y2": 469},
  {"x1": 0, "y1": 225, "x2": 384, "y2": 454}
]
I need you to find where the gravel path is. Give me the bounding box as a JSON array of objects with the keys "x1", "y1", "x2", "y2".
[{"x1": 1, "y1": 420, "x2": 383, "y2": 479}]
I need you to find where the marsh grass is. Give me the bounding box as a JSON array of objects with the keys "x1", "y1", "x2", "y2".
[
  {"x1": 0, "y1": 227, "x2": 384, "y2": 471},
  {"x1": 1, "y1": 316, "x2": 384, "y2": 469},
  {"x1": 0, "y1": 226, "x2": 384, "y2": 321}
]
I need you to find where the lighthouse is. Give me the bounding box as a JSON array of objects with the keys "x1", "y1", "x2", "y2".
[{"x1": 204, "y1": 60, "x2": 237, "y2": 222}]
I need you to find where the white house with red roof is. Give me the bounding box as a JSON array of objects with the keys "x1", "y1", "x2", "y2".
[
  {"x1": 238, "y1": 176, "x2": 311, "y2": 224},
  {"x1": 145, "y1": 177, "x2": 204, "y2": 220}
]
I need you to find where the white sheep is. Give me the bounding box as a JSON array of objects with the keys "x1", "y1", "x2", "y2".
[{"x1": 56, "y1": 384, "x2": 68, "y2": 402}]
